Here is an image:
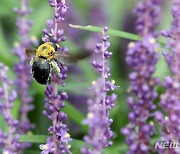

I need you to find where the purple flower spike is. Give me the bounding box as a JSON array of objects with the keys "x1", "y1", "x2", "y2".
[
  {"x1": 40, "y1": 0, "x2": 72, "y2": 153},
  {"x1": 13, "y1": 0, "x2": 37, "y2": 150},
  {"x1": 122, "y1": 0, "x2": 161, "y2": 153},
  {"x1": 134, "y1": 0, "x2": 161, "y2": 37},
  {"x1": 43, "y1": 85, "x2": 72, "y2": 153},
  {"x1": 0, "y1": 63, "x2": 21, "y2": 153},
  {"x1": 122, "y1": 38, "x2": 160, "y2": 154},
  {"x1": 155, "y1": 1, "x2": 180, "y2": 154},
  {"x1": 82, "y1": 28, "x2": 118, "y2": 154}
]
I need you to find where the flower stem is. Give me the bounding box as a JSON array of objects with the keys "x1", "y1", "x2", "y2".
[
  {"x1": 3, "y1": 83, "x2": 13, "y2": 151},
  {"x1": 52, "y1": 83, "x2": 58, "y2": 153}
]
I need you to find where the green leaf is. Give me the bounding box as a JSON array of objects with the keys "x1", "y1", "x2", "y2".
[
  {"x1": 0, "y1": 23, "x2": 14, "y2": 67},
  {"x1": 19, "y1": 135, "x2": 48, "y2": 143},
  {"x1": 19, "y1": 135, "x2": 88, "y2": 153},
  {"x1": 70, "y1": 24, "x2": 141, "y2": 41},
  {"x1": 107, "y1": 143, "x2": 128, "y2": 153},
  {"x1": 19, "y1": 135, "x2": 87, "y2": 149},
  {"x1": 103, "y1": 148, "x2": 121, "y2": 154},
  {"x1": 63, "y1": 102, "x2": 88, "y2": 132},
  {"x1": 18, "y1": 135, "x2": 124, "y2": 153},
  {"x1": 69, "y1": 24, "x2": 166, "y2": 45},
  {"x1": 22, "y1": 150, "x2": 40, "y2": 154}
]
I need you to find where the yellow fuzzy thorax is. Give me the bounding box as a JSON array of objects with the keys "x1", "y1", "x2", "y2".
[{"x1": 35, "y1": 43, "x2": 55, "y2": 60}]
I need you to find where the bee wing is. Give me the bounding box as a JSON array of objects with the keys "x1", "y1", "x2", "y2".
[
  {"x1": 55, "y1": 51, "x2": 92, "y2": 65},
  {"x1": 25, "y1": 49, "x2": 36, "y2": 57}
]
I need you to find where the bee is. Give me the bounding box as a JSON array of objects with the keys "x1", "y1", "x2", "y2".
[{"x1": 26, "y1": 42, "x2": 90, "y2": 84}]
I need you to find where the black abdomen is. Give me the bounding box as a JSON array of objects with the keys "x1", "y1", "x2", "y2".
[{"x1": 32, "y1": 58, "x2": 51, "y2": 84}]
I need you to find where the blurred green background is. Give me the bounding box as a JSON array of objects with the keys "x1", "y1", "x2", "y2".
[{"x1": 0, "y1": 0, "x2": 173, "y2": 153}]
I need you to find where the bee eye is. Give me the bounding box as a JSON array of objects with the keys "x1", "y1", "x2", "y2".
[
  {"x1": 42, "y1": 46, "x2": 47, "y2": 51},
  {"x1": 50, "y1": 51, "x2": 53, "y2": 55}
]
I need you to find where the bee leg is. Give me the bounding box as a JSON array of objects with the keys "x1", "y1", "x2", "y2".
[
  {"x1": 49, "y1": 60, "x2": 61, "y2": 78},
  {"x1": 47, "y1": 65, "x2": 52, "y2": 84},
  {"x1": 47, "y1": 76, "x2": 51, "y2": 84},
  {"x1": 30, "y1": 58, "x2": 35, "y2": 66}
]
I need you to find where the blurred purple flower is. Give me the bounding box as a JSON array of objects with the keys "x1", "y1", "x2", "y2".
[
  {"x1": 40, "y1": 0, "x2": 72, "y2": 153},
  {"x1": 155, "y1": 1, "x2": 180, "y2": 153},
  {"x1": 0, "y1": 63, "x2": 21, "y2": 153},
  {"x1": 134, "y1": 0, "x2": 161, "y2": 36},
  {"x1": 122, "y1": 37, "x2": 160, "y2": 154},
  {"x1": 89, "y1": 1, "x2": 106, "y2": 26},
  {"x1": 121, "y1": 0, "x2": 161, "y2": 153},
  {"x1": 13, "y1": 0, "x2": 37, "y2": 149},
  {"x1": 81, "y1": 27, "x2": 118, "y2": 154}
]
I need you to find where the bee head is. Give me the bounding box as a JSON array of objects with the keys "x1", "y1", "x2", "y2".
[{"x1": 36, "y1": 42, "x2": 55, "y2": 59}]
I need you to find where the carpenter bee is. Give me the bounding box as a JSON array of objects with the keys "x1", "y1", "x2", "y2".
[{"x1": 26, "y1": 42, "x2": 90, "y2": 84}]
